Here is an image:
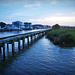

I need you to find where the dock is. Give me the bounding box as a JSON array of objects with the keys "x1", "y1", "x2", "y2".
[{"x1": 0, "y1": 29, "x2": 52, "y2": 59}]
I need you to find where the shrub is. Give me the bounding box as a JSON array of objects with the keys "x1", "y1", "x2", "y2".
[{"x1": 52, "y1": 24, "x2": 60, "y2": 29}]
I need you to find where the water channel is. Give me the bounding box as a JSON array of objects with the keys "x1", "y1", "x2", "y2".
[{"x1": 0, "y1": 30, "x2": 75, "y2": 75}]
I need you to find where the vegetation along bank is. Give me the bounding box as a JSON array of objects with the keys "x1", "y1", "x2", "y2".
[{"x1": 46, "y1": 24, "x2": 75, "y2": 47}]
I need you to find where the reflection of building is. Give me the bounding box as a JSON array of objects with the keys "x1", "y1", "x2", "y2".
[{"x1": 24, "y1": 22, "x2": 32, "y2": 30}]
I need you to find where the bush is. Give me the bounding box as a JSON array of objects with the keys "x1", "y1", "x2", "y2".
[{"x1": 52, "y1": 24, "x2": 60, "y2": 29}]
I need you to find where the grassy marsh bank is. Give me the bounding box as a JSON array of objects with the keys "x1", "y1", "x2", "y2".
[{"x1": 46, "y1": 28, "x2": 75, "y2": 47}]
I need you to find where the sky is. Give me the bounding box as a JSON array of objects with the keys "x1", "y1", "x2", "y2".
[{"x1": 0, "y1": 0, "x2": 75, "y2": 26}]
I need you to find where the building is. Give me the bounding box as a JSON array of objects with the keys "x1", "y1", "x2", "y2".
[
  {"x1": 12, "y1": 21, "x2": 23, "y2": 28},
  {"x1": 4, "y1": 24, "x2": 21, "y2": 30},
  {"x1": 32, "y1": 24, "x2": 51, "y2": 29},
  {"x1": 24, "y1": 22, "x2": 32, "y2": 30},
  {"x1": 32, "y1": 24, "x2": 43, "y2": 29}
]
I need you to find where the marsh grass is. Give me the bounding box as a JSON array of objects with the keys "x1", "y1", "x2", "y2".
[{"x1": 46, "y1": 28, "x2": 75, "y2": 47}]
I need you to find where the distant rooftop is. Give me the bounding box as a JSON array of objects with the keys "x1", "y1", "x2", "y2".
[{"x1": 12, "y1": 21, "x2": 21, "y2": 23}]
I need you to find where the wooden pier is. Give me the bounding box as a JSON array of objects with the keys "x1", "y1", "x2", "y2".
[{"x1": 0, "y1": 29, "x2": 52, "y2": 59}]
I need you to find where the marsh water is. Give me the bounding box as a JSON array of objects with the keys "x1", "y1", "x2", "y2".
[{"x1": 0, "y1": 30, "x2": 75, "y2": 75}]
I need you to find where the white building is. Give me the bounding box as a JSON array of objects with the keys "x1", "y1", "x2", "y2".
[
  {"x1": 12, "y1": 21, "x2": 32, "y2": 29},
  {"x1": 4, "y1": 24, "x2": 21, "y2": 30},
  {"x1": 12, "y1": 21, "x2": 23, "y2": 28}
]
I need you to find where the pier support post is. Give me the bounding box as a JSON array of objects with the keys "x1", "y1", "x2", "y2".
[
  {"x1": 31, "y1": 35, "x2": 33, "y2": 43},
  {"x1": 3, "y1": 43, "x2": 5, "y2": 60},
  {"x1": 38, "y1": 34, "x2": 39, "y2": 39},
  {"x1": 33, "y1": 35, "x2": 35, "y2": 41},
  {"x1": 37, "y1": 34, "x2": 39, "y2": 39},
  {"x1": 0, "y1": 47, "x2": 1, "y2": 53},
  {"x1": 41, "y1": 33, "x2": 43, "y2": 37},
  {"x1": 35, "y1": 34, "x2": 37, "y2": 41},
  {"x1": 12, "y1": 42, "x2": 14, "y2": 55},
  {"x1": 43, "y1": 32, "x2": 44, "y2": 36},
  {"x1": 43, "y1": 32, "x2": 45, "y2": 36},
  {"x1": 23, "y1": 38, "x2": 25, "y2": 48},
  {"x1": 41, "y1": 33, "x2": 42, "y2": 37},
  {"x1": 39, "y1": 33, "x2": 41, "y2": 38},
  {"x1": 7, "y1": 43, "x2": 9, "y2": 50},
  {"x1": 34, "y1": 34, "x2": 36, "y2": 41},
  {"x1": 42, "y1": 32, "x2": 43, "y2": 36},
  {"x1": 18, "y1": 40, "x2": 20, "y2": 50},
  {"x1": 36, "y1": 34, "x2": 38, "y2": 39},
  {"x1": 27, "y1": 36, "x2": 29, "y2": 45},
  {"x1": 36, "y1": 34, "x2": 38, "y2": 40}
]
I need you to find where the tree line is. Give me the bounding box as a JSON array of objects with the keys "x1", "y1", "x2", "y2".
[{"x1": 0, "y1": 22, "x2": 6, "y2": 28}]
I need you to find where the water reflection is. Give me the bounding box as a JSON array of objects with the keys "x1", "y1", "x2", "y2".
[{"x1": 0, "y1": 36, "x2": 75, "y2": 75}]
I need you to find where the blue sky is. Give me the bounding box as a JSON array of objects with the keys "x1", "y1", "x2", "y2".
[{"x1": 0, "y1": 0, "x2": 75, "y2": 26}]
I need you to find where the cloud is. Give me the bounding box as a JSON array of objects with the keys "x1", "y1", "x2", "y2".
[
  {"x1": 51, "y1": 1, "x2": 57, "y2": 4},
  {"x1": 28, "y1": 16, "x2": 75, "y2": 26},
  {"x1": 54, "y1": 13, "x2": 64, "y2": 16},
  {"x1": 11, "y1": 13, "x2": 25, "y2": 16},
  {"x1": 49, "y1": 0, "x2": 58, "y2": 4},
  {"x1": 24, "y1": 3, "x2": 40, "y2": 7},
  {"x1": 72, "y1": 12, "x2": 75, "y2": 15}
]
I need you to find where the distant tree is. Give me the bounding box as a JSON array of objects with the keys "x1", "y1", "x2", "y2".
[
  {"x1": 52, "y1": 24, "x2": 60, "y2": 29},
  {"x1": 0, "y1": 22, "x2": 6, "y2": 28}
]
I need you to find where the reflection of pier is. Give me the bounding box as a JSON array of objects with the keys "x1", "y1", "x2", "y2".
[{"x1": 0, "y1": 29, "x2": 52, "y2": 60}]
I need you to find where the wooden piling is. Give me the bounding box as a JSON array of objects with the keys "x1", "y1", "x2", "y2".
[
  {"x1": 18, "y1": 40, "x2": 20, "y2": 50},
  {"x1": 12, "y1": 42, "x2": 14, "y2": 54},
  {"x1": 3, "y1": 43, "x2": 5, "y2": 59},
  {"x1": 39, "y1": 33, "x2": 41, "y2": 38},
  {"x1": 35, "y1": 34, "x2": 36, "y2": 41},
  {"x1": 31, "y1": 35, "x2": 32, "y2": 43},
  {"x1": 37, "y1": 34, "x2": 40, "y2": 39},
  {"x1": 23, "y1": 38, "x2": 25, "y2": 48},
  {"x1": 0, "y1": 47, "x2": 1, "y2": 53},
  {"x1": 7, "y1": 43, "x2": 9, "y2": 50},
  {"x1": 38, "y1": 34, "x2": 39, "y2": 39},
  {"x1": 33, "y1": 35, "x2": 35, "y2": 41},
  {"x1": 27, "y1": 36, "x2": 29, "y2": 45},
  {"x1": 36, "y1": 34, "x2": 38, "y2": 40}
]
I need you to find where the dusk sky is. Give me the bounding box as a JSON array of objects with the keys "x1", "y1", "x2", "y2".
[{"x1": 0, "y1": 0, "x2": 75, "y2": 26}]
